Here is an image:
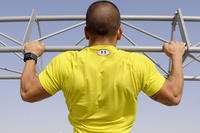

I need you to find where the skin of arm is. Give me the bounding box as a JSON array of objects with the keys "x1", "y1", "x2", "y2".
[
  {"x1": 20, "y1": 41, "x2": 51, "y2": 103},
  {"x1": 151, "y1": 41, "x2": 185, "y2": 106}
]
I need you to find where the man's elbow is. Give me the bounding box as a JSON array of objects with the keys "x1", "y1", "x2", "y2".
[
  {"x1": 166, "y1": 96, "x2": 181, "y2": 106},
  {"x1": 21, "y1": 91, "x2": 35, "y2": 103},
  {"x1": 21, "y1": 94, "x2": 32, "y2": 102},
  {"x1": 20, "y1": 85, "x2": 37, "y2": 103},
  {"x1": 20, "y1": 76, "x2": 43, "y2": 103},
  {"x1": 165, "y1": 82, "x2": 183, "y2": 106},
  {"x1": 20, "y1": 78, "x2": 31, "y2": 102}
]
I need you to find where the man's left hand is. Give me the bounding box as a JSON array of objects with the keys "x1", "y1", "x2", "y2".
[{"x1": 24, "y1": 40, "x2": 45, "y2": 57}]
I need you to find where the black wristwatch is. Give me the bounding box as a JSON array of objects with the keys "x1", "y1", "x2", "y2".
[{"x1": 24, "y1": 52, "x2": 38, "y2": 64}]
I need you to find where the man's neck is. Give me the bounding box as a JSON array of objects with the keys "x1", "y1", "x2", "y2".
[
  {"x1": 89, "y1": 37, "x2": 117, "y2": 47},
  {"x1": 88, "y1": 38, "x2": 117, "y2": 47}
]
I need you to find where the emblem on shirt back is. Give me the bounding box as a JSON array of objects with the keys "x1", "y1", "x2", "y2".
[{"x1": 97, "y1": 49, "x2": 110, "y2": 56}]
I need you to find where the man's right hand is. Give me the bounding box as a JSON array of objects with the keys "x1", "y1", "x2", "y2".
[
  {"x1": 151, "y1": 40, "x2": 185, "y2": 106},
  {"x1": 163, "y1": 41, "x2": 186, "y2": 60},
  {"x1": 24, "y1": 40, "x2": 45, "y2": 57}
]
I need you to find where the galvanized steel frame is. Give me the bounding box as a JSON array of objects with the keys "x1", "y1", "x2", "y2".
[{"x1": 0, "y1": 9, "x2": 200, "y2": 80}]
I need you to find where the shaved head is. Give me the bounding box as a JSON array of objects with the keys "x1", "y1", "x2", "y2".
[{"x1": 86, "y1": 1, "x2": 121, "y2": 38}]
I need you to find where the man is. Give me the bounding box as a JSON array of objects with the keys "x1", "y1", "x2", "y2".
[{"x1": 21, "y1": 1, "x2": 185, "y2": 133}]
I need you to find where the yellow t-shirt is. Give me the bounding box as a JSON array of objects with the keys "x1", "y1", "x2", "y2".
[{"x1": 39, "y1": 45, "x2": 165, "y2": 133}]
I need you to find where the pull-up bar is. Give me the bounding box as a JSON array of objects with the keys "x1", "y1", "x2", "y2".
[{"x1": 0, "y1": 45, "x2": 200, "y2": 53}]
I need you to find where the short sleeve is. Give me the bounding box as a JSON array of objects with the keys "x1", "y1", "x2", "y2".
[
  {"x1": 39, "y1": 54, "x2": 63, "y2": 95},
  {"x1": 141, "y1": 56, "x2": 165, "y2": 97}
]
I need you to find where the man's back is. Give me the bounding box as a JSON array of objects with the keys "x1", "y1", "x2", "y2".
[
  {"x1": 20, "y1": 1, "x2": 184, "y2": 132},
  {"x1": 39, "y1": 45, "x2": 165, "y2": 133}
]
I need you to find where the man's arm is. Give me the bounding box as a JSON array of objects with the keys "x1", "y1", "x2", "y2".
[
  {"x1": 20, "y1": 41, "x2": 51, "y2": 103},
  {"x1": 151, "y1": 41, "x2": 185, "y2": 106}
]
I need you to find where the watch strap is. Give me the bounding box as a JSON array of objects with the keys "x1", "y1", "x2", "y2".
[{"x1": 24, "y1": 52, "x2": 38, "y2": 64}]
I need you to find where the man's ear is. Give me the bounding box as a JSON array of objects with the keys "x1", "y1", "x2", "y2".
[
  {"x1": 84, "y1": 26, "x2": 90, "y2": 40},
  {"x1": 117, "y1": 27, "x2": 123, "y2": 40}
]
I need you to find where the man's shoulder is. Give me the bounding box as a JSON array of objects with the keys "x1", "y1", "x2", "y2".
[
  {"x1": 56, "y1": 50, "x2": 79, "y2": 58},
  {"x1": 131, "y1": 52, "x2": 148, "y2": 60},
  {"x1": 117, "y1": 50, "x2": 148, "y2": 60},
  {"x1": 48, "y1": 51, "x2": 79, "y2": 65}
]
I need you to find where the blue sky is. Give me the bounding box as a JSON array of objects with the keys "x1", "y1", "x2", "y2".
[{"x1": 0, "y1": 0, "x2": 200, "y2": 133}]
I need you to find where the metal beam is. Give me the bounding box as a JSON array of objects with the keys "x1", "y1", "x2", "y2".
[
  {"x1": 0, "y1": 45, "x2": 199, "y2": 52},
  {"x1": 1, "y1": 15, "x2": 200, "y2": 22},
  {"x1": 183, "y1": 53, "x2": 200, "y2": 68},
  {"x1": 0, "y1": 75, "x2": 21, "y2": 79},
  {"x1": 176, "y1": 9, "x2": 191, "y2": 62},
  {"x1": 74, "y1": 36, "x2": 85, "y2": 46},
  {"x1": 0, "y1": 74, "x2": 199, "y2": 81},
  {"x1": 0, "y1": 32, "x2": 22, "y2": 45},
  {"x1": 176, "y1": 9, "x2": 190, "y2": 44},
  {"x1": 122, "y1": 33, "x2": 169, "y2": 75},
  {"x1": 37, "y1": 21, "x2": 85, "y2": 41},
  {"x1": 23, "y1": 9, "x2": 37, "y2": 44},
  {"x1": 0, "y1": 9, "x2": 200, "y2": 81},
  {"x1": 168, "y1": 14, "x2": 177, "y2": 73},
  {"x1": 0, "y1": 66, "x2": 21, "y2": 74},
  {"x1": 36, "y1": 18, "x2": 44, "y2": 70},
  {"x1": 0, "y1": 40, "x2": 23, "y2": 60},
  {"x1": 184, "y1": 76, "x2": 200, "y2": 81},
  {"x1": 121, "y1": 21, "x2": 169, "y2": 43}
]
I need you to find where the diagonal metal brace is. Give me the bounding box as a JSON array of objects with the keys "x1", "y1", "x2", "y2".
[
  {"x1": 168, "y1": 13, "x2": 178, "y2": 73},
  {"x1": 175, "y1": 9, "x2": 191, "y2": 62},
  {"x1": 22, "y1": 9, "x2": 41, "y2": 73},
  {"x1": 23, "y1": 9, "x2": 37, "y2": 47}
]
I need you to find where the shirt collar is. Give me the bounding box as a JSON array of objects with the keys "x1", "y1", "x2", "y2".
[{"x1": 88, "y1": 44, "x2": 117, "y2": 51}]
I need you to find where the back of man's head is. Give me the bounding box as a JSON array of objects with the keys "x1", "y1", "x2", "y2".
[{"x1": 86, "y1": 1, "x2": 121, "y2": 38}]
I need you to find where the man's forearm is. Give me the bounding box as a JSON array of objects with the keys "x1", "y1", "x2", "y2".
[
  {"x1": 20, "y1": 41, "x2": 50, "y2": 102},
  {"x1": 152, "y1": 41, "x2": 185, "y2": 106},
  {"x1": 20, "y1": 59, "x2": 51, "y2": 102},
  {"x1": 20, "y1": 60, "x2": 37, "y2": 96},
  {"x1": 167, "y1": 56, "x2": 183, "y2": 99}
]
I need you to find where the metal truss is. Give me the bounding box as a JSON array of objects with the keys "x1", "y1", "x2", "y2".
[{"x1": 0, "y1": 9, "x2": 200, "y2": 80}]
